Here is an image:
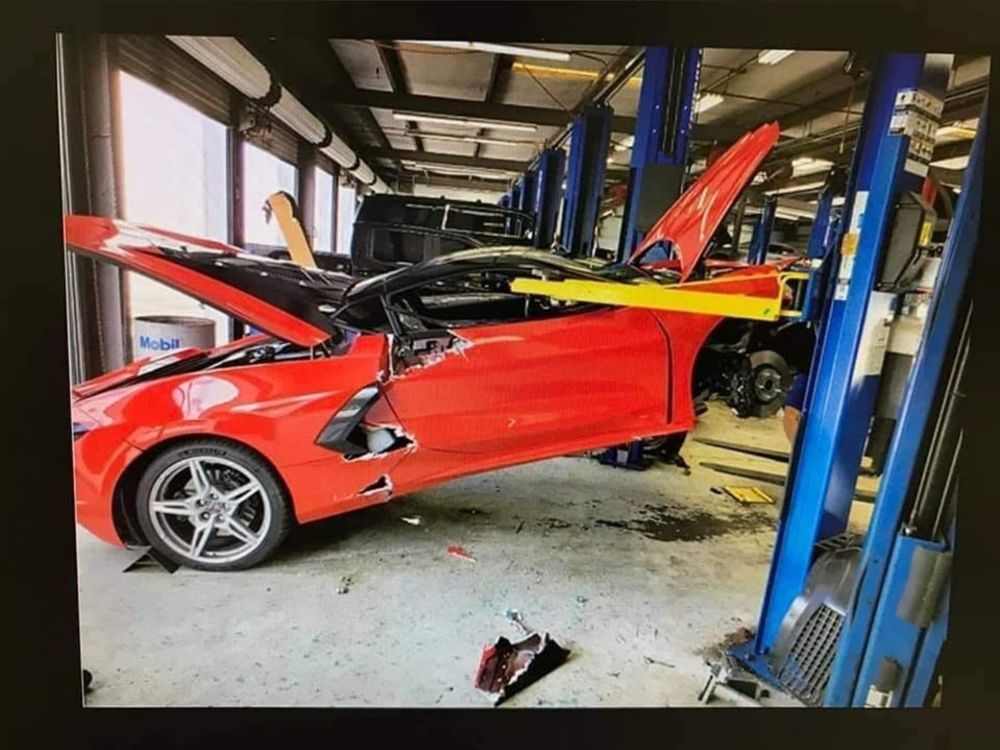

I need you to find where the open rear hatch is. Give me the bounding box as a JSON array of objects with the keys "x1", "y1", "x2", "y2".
[
  {"x1": 64, "y1": 216, "x2": 351, "y2": 348},
  {"x1": 631, "y1": 122, "x2": 781, "y2": 281}
]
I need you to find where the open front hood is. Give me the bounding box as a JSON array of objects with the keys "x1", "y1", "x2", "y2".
[
  {"x1": 631, "y1": 122, "x2": 781, "y2": 282},
  {"x1": 64, "y1": 216, "x2": 352, "y2": 348}
]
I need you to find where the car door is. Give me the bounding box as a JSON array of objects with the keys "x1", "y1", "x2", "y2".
[{"x1": 381, "y1": 265, "x2": 672, "y2": 455}]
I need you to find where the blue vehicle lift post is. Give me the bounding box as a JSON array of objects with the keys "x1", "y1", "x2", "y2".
[
  {"x1": 800, "y1": 168, "x2": 848, "y2": 323},
  {"x1": 617, "y1": 47, "x2": 701, "y2": 261},
  {"x1": 517, "y1": 169, "x2": 536, "y2": 216},
  {"x1": 509, "y1": 179, "x2": 523, "y2": 213},
  {"x1": 747, "y1": 195, "x2": 778, "y2": 265},
  {"x1": 559, "y1": 104, "x2": 613, "y2": 257},
  {"x1": 824, "y1": 102, "x2": 982, "y2": 708},
  {"x1": 598, "y1": 48, "x2": 699, "y2": 471},
  {"x1": 734, "y1": 52, "x2": 955, "y2": 688},
  {"x1": 532, "y1": 148, "x2": 566, "y2": 249}
]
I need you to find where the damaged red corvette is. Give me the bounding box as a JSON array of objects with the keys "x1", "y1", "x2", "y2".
[{"x1": 67, "y1": 123, "x2": 785, "y2": 570}]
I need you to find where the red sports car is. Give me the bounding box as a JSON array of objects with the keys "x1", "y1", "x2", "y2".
[{"x1": 67, "y1": 123, "x2": 784, "y2": 570}]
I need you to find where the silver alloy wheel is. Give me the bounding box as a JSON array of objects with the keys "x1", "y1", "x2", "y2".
[{"x1": 147, "y1": 455, "x2": 272, "y2": 566}]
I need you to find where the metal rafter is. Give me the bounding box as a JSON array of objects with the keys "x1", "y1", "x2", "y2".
[
  {"x1": 328, "y1": 85, "x2": 638, "y2": 132},
  {"x1": 369, "y1": 148, "x2": 528, "y2": 172},
  {"x1": 375, "y1": 40, "x2": 424, "y2": 153},
  {"x1": 473, "y1": 54, "x2": 513, "y2": 160},
  {"x1": 238, "y1": 36, "x2": 398, "y2": 182}
]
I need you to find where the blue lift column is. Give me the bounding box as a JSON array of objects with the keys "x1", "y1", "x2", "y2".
[
  {"x1": 517, "y1": 169, "x2": 537, "y2": 216},
  {"x1": 742, "y1": 52, "x2": 954, "y2": 671},
  {"x1": 509, "y1": 180, "x2": 523, "y2": 212},
  {"x1": 559, "y1": 104, "x2": 613, "y2": 257},
  {"x1": 747, "y1": 195, "x2": 778, "y2": 265},
  {"x1": 532, "y1": 148, "x2": 566, "y2": 249},
  {"x1": 617, "y1": 47, "x2": 700, "y2": 261},
  {"x1": 799, "y1": 167, "x2": 848, "y2": 323},
  {"x1": 825, "y1": 104, "x2": 982, "y2": 708}
]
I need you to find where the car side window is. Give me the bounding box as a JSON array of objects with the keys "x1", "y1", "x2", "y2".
[
  {"x1": 388, "y1": 269, "x2": 528, "y2": 330},
  {"x1": 386, "y1": 266, "x2": 594, "y2": 331}
]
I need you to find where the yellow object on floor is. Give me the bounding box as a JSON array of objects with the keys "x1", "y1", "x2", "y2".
[{"x1": 719, "y1": 485, "x2": 775, "y2": 505}]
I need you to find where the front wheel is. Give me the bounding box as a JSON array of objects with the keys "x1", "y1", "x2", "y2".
[{"x1": 135, "y1": 440, "x2": 291, "y2": 571}]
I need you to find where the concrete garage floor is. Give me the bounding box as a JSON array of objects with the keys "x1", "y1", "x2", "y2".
[{"x1": 76, "y1": 404, "x2": 862, "y2": 708}]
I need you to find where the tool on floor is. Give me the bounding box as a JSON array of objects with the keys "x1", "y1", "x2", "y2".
[
  {"x1": 713, "y1": 485, "x2": 776, "y2": 505},
  {"x1": 474, "y1": 610, "x2": 570, "y2": 706},
  {"x1": 699, "y1": 652, "x2": 768, "y2": 707},
  {"x1": 700, "y1": 461, "x2": 876, "y2": 503}
]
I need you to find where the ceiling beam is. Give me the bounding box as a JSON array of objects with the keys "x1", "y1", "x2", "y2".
[
  {"x1": 372, "y1": 148, "x2": 529, "y2": 172},
  {"x1": 474, "y1": 54, "x2": 513, "y2": 160},
  {"x1": 239, "y1": 37, "x2": 398, "y2": 180},
  {"x1": 374, "y1": 41, "x2": 423, "y2": 152},
  {"x1": 328, "y1": 85, "x2": 638, "y2": 132},
  {"x1": 400, "y1": 174, "x2": 509, "y2": 195}
]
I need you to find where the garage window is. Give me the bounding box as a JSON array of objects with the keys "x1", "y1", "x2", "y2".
[
  {"x1": 313, "y1": 166, "x2": 335, "y2": 254},
  {"x1": 243, "y1": 142, "x2": 298, "y2": 250},
  {"x1": 337, "y1": 179, "x2": 358, "y2": 255},
  {"x1": 118, "y1": 71, "x2": 232, "y2": 349}
]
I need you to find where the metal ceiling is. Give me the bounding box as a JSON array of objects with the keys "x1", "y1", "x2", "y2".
[{"x1": 265, "y1": 40, "x2": 988, "y2": 198}]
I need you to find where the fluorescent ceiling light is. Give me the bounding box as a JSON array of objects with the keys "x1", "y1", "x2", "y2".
[
  {"x1": 393, "y1": 112, "x2": 538, "y2": 133},
  {"x1": 401, "y1": 161, "x2": 519, "y2": 180},
  {"x1": 775, "y1": 206, "x2": 818, "y2": 221},
  {"x1": 613, "y1": 134, "x2": 635, "y2": 152},
  {"x1": 387, "y1": 129, "x2": 533, "y2": 149},
  {"x1": 764, "y1": 180, "x2": 826, "y2": 196},
  {"x1": 931, "y1": 155, "x2": 970, "y2": 170},
  {"x1": 792, "y1": 157, "x2": 834, "y2": 177},
  {"x1": 758, "y1": 49, "x2": 795, "y2": 65},
  {"x1": 511, "y1": 62, "x2": 643, "y2": 87},
  {"x1": 693, "y1": 93, "x2": 724, "y2": 114},
  {"x1": 399, "y1": 40, "x2": 571, "y2": 62}
]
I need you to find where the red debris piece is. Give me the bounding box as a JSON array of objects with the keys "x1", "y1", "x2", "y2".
[{"x1": 447, "y1": 545, "x2": 477, "y2": 563}]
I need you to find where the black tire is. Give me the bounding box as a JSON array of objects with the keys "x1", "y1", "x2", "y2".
[
  {"x1": 135, "y1": 439, "x2": 291, "y2": 571},
  {"x1": 745, "y1": 350, "x2": 791, "y2": 418}
]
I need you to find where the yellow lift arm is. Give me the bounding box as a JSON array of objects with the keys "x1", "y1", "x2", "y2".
[
  {"x1": 509, "y1": 271, "x2": 809, "y2": 322},
  {"x1": 264, "y1": 191, "x2": 317, "y2": 269}
]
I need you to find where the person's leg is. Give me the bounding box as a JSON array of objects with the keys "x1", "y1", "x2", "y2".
[{"x1": 783, "y1": 405, "x2": 801, "y2": 443}]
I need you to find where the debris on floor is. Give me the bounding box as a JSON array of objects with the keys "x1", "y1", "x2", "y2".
[
  {"x1": 337, "y1": 574, "x2": 353, "y2": 594},
  {"x1": 447, "y1": 545, "x2": 477, "y2": 563},
  {"x1": 696, "y1": 626, "x2": 755, "y2": 664},
  {"x1": 400, "y1": 515, "x2": 422, "y2": 526},
  {"x1": 713, "y1": 485, "x2": 775, "y2": 505},
  {"x1": 475, "y1": 610, "x2": 570, "y2": 706},
  {"x1": 643, "y1": 655, "x2": 675, "y2": 669}
]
